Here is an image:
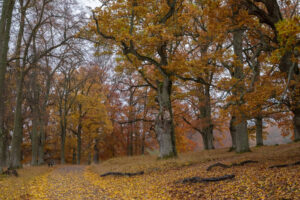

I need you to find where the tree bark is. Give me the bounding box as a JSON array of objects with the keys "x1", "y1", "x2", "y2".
[
  {"x1": 31, "y1": 104, "x2": 40, "y2": 166},
  {"x1": 38, "y1": 118, "x2": 46, "y2": 165},
  {"x1": 232, "y1": 29, "x2": 250, "y2": 153},
  {"x1": 93, "y1": 138, "x2": 100, "y2": 164},
  {"x1": 0, "y1": 128, "x2": 9, "y2": 168},
  {"x1": 31, "y1": 66, "x2": 40, "y2": 166},
  {"x1": 141, "y1": 131, "x2": 145, "y2": 155},
  {"x1": 60, "y1": 118, "x2": 66, "y2": 164},
  {"x1": 72, "y1": 148, "x2": 76, "y2": 164},
  {"x1": 199, "y1": 84, "x2": 214, "y2": 150},
  {"x1": 9, "y1": 0, "x2": 29, "y2": 168},
  {"x1": 76, "y1": 131, "x2": 81, "y2": 164},
  {"x1": 128, "y1": 88, "x2": 134, "y2": 156},
  {"x1": 235, "y1": 115, "x2": 250, "y2": 153},
  {"x1": 255, "y1": 116, "x2": 264, "y2": 146},
  {"x1": 291, "y1": 76, "x2": 300, "y2": 142},
  {"x1": 229, "y1": 116, "x2": 237, "y2": 151},
  {"x1": 10, "y1": 72, "x2": 25, "y2": 168},
  {"x1": 0, "y1": 0, "x2": 16, "y2": 168},
  {"x1": 76, "y1": 104, "x2": 82, "y2": 164},
  {"x1": 293, "y1": 108, "x2": 300, "y2": 141},
  {"x1": 38, "y1": 66, "x2": 55, "y2": 165},
  {"x1": 155, "y1": 77, "x2": 177, "y2": 158},
  {"x1": 202, "y1": 125, "x2": 214, "y2": 150}
]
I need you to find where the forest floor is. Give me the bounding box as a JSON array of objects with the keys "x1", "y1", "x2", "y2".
[{"x1": 0, "y1": 142, "x2": 299, "y2": 199}]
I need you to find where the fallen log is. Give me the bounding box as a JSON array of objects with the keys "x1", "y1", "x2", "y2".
[
  {"x1": 269, "y1": 161, "x2": 300, "y2": 169},
  {"x1": 178, "y1": 174, "x2": 235, "y2": 184},
  {"x1": 100, "y1": 171, "x2": 144, "y2": 177},
  {"x1": 207, "y1": 160, "x2": 258, "y2": 171}
]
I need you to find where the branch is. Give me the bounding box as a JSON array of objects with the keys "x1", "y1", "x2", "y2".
[
  {"x1": 175, "y1": 74, "x2": 211, "y2": 86},
  {"x1": 117, "y1": 118, "x2": 154, "y2": 125},
  {"x1": 182, "y1": 117, "x2": 204, "y2": 135},
  {"x1": 137, "y1": 69, "x2": 157, "y2": 90},
  {"x1": 92, "y1": 11, "x2": 116, "y2": 40},
  {"x1": 280, "y1": 62, "x2": 297, "y2": 103},
  {"x1": 159, "y1": 0, "x2": 177, "y2": 24},
  {"x1": 122, "y1": 42, "x2": 161, "y2": 67}
]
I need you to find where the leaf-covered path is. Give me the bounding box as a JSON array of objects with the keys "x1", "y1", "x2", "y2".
[{"x1": 29, "y1": 166, "x2": 109, "y2": 200}]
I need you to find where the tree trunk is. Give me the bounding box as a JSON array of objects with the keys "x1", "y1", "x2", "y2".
[
  {"x1": 129, "y1": 126, "x2": 133, "y2": 156},
  {"x1": 0, "y1": 128, "x2": 9, "y2": 168},
  {"x1": 4, "y1": 133, "x2": 9, "y2": 166},
  {"x1": 72, "y1": 148, "x2": 76, "y2": 164},
  {"x1": 38, "y1": 71, "x2": 53, "y2": 165},
  {"x1": 38, "y1": 120, "x2": 45, "y2": 165},
  {"x1": 93, "y1": 139, "x2": 100, "y2": 164},
  {"x1": 255, "y1": 116, "x2": 264, "y2": 146},
  {"x1": 293, "y1": 108, "x2": 300, "y2": 141},
  {"x1": 155, "y1": 77, "x2": 177, "y2": 158},
  {"x1": 31, "y1": 68, "x2": 40, "y2": 166},
  {"x1": 135, "y1": 126, "x2": 139, "y2": 155},
  {"x1": 76, "y1": 131, "x2": 81, "y2": 164},
  {"x1": 0, "y1": 0, "x2": 16, "y2": 168},
  {"x1": 127, "y1": 128, "x2": 131, "y2": 156},
  {"x1": 141, "y1": 91, "x2": 147, "y2": 155},
  {"x1": 141, "y1": 131, "x2": 145, "y2": 155},
  {"x1": 10, "y1": 72, "x2": 25, "y2": 168},
  {"x1": 232, "y1": 29, "x2": 250, "y2": 153},
  {"x1": 229, "y1": 116, "x2": 237, "y2": 151},
  {"x1": 199, "y1": 84, "x2": 214, "y2": 150},
  {"x1": 9, "y1": 0, "x2": 27, "y2": 168},
  {"x1": 291, "y1": 75, "x2": 300, "y2": 142},
  {"x1": 60, "y1": 119, "x2": 66, "y2": 164},
  {"x1": 0, "y1": 129, "x2": 6, "y2": 168},
  {"x1": 111, "y1": 121, "x2": 115, "y2": 157},
  {"x1": 202, "y1": 125, "x2": 214, "y2": 150},
  {"x1": 235, "y1": 116, "x2": 250, "y2": 153},
  {"x1": 87, "y1": 151, "x2": 91, "y2": 165},
  {"x1": 128, "y1": 89, "x2": 134, "y2": 156},
  {"x1": 76, "y1": 116, "x2": 82, "y2": 164},
  {"x1": 31, "y1": 105, "x2": 39, "y2": 166}
]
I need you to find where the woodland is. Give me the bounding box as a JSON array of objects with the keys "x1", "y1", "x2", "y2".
[
  {"x1": 0, "y1": 0, "x2": 299, "y2": 172},
  {"x1": 0, "y1": 0, "x2": 300, "y2": 199}
]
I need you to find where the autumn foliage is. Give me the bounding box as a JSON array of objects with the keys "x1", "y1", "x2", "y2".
[{"x1": 0, "y1": 0, "x2": 298, "y2": 173}]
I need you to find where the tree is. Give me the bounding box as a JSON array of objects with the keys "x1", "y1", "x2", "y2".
[
  {"x1": 55, "y1": 62, "x2": 84, "y2": 164},
  {"x1": 88, "y1": 0, "x2": 194, "y2": 158},
  {"x1": 242, "y1": 0, "x2": 300, "y2": 141},
  {"x1": 9, "y1": 0, "x2": 77, "y2": 168},
  {"x1": 0, "y1": 0, "x2": 16, "y2": 169}
]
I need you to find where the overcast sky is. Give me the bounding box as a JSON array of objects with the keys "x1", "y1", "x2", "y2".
[{"x1": 78, "y1": 0, "x2": 99, "y2": 9}]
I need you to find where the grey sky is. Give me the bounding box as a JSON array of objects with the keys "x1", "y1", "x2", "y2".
[{"x1": 78, "y1": 0, "x2": 99, "y2": 9}]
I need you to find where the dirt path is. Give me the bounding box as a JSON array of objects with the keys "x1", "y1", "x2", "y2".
[{"x1": 29, "y1": 166, "x2": 109, "y2": 200}]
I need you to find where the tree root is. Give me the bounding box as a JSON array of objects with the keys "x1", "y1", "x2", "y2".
[
  {"x1": 177, "y1": 174, "x2": 235, "y2": 184},
  {"x1": 207, "y1": 160, "x2": 258, "y2": 171},
  {"x1": 100, "y1": 171, "x2": 144, "y2": 177},
  {"x1": 206, "y1": 163, "x2": 231, "y2": 171},
  {"x1": 269, "y1": 161, "x2": 300, "y2": 169},
  {"x1": 232, "y1": 160, "x2": 258, "y2": 166}
]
